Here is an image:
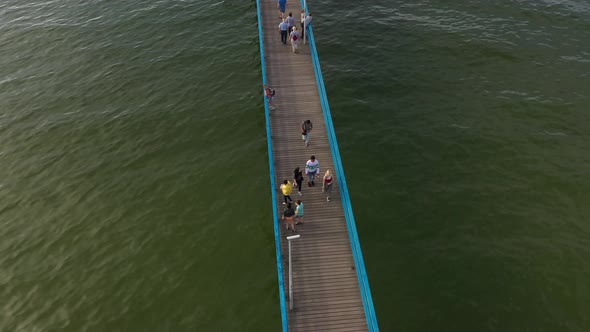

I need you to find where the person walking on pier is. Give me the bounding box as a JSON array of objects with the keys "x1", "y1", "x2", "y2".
[
  {"x1": 264, "y1": 85, "x2": 276, "y2": 110},
  {"x1": 278, "y1": 0, "x2": 287, "y2": 19},
  {"x1": 293, "y1": 167, "x2": 304, "y2": 196},
  {"x1": 301, "y1": 119, "x2": 313, "y2": 147},
  {"x1": 300, "y1": 10, "x2": 306, "y2": 39},
  {"x1": 322, "y1": 169, "x2": 334, "y2": 202},
  {"x1": 289, "y1": 26, "x2": 300, "y2": 53},
  {"x1": 280, "y1": 179, "x2": 294, "y2": 205},
  {"x1": 282, "y1": 202, "x2": 296, "y2": 232},
  {"x1": 305, "y1": 155, "x2": 320, "y2": 187},
  {"x1": 279, "y1": 18, "x2": 289, "y2": 45},
  {"x1": 304, "y1": 12, "x2": 312, "y2": 39},
  {"x1": 287, "y1": 12, "x2": 295, "y2": 34},
  {"x1": 295, "y1": 200, "x2": 304, "y2": 225}
]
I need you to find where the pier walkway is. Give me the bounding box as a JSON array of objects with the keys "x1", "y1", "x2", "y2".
[{"x1": 256, "y1": 0, "x2": 378, "y2": 331}]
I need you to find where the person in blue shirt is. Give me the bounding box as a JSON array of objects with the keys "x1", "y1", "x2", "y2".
[
  {"x1": 278, "y1": 18, "x2": 289, "y2": 45},
  {"x1": 278, "y1": 0, "x2": 287, "y2": 19}
]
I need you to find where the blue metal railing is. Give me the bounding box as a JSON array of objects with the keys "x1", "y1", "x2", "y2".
[
  {"x1": 254, "y1": 0, "x2": 289, "y2": 330},
  {"x1": 301, "y1": 2, "x2": 380, "y2": 331},
  {"x1": 256, "y1": 0, "x2": 379, "y2": 330}
]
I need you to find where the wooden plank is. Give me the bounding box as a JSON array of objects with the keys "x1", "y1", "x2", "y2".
[
  {"x1": 259, "y1": 0, "x2": 368, "y2": 330},
  {"x1": 294, "y1": 291, "x2": 365, "y2": 305},
  {"x1": 292, "y1": 271, "x2": 359, "y2": 280},
  {"x1": 290, "y1": 263, "x2": 355, "y2": 273},
  {"x1": 294, "y1": 317, "x2": 367, "y2": 332},
  {"x1": 292, "y1": 301, "x2": 367, "y2": 313},
  {"x1": 290, "y1": 308, "x2": 366, "y2": 320},
  {"x1": 288, "y1": 261, "x2": 355, "y2": 272},
  {"x1": 288, "y1": 259, "x2": 349, "y2": 268},
  {"x1": 290, "y1": 259, "x2": 354, "y2": 267}
]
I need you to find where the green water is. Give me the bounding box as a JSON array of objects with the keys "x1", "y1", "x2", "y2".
[
  {"x1": 0, "y1": 1, "x2": 279, "y2": 331},
  {"x1": 1, "y1": 0, "x2": 589, "y2": 331},
  {"x1": 315, "y1": 1, "x2": 590, "y2": 331}
]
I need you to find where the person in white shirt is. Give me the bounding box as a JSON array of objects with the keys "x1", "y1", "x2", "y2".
[
  {"x1": 300, "y1": 10, "x2": 306, "y2": 38},
  {"x1": 278, "y1": 19, "x2": 289, "y2": 45},
  {"x1": 289, "y1": 26, "x2": 300, "y2": 53},
  {"x1": 305, "y1": 155, "x2": 320, "y2": 186}
]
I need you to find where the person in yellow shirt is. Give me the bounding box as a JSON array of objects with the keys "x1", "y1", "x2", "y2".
[{"x1": 280, "y1": 179, "x2": 294, "y2": 205}]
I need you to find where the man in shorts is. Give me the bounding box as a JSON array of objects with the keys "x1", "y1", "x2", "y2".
[{"x1": 278, "y1": 0, "x2": 286, "y2": 19}]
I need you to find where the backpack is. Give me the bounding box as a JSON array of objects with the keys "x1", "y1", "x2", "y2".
[{"x1": 292, "y1": 35, "x2": 298, "y2": 41}]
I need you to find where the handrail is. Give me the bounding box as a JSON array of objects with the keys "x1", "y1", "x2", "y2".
[
  {"x1": 301, "y1": 1, "x2": 380, "y2": 331},
  {"x1": 255, "y1": 0, "x2": 289, "y2": 330}
]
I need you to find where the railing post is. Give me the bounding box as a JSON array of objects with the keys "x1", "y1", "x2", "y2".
[{"x1": 287, "y1": 234, "x2": 300, "y2": 310}]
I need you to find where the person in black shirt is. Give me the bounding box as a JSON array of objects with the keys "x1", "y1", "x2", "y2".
[
  {"x1": 282, "y1": 203, "x2": 296, "y2": 232},
  {"x1": 293, "y1": 167, "x2": 304, "y2": 196},
  {"x1": 301, "y1": 120, "x2": 313, "y2": 147}
]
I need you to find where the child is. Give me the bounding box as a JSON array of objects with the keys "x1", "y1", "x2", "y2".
[
  {"x1": 280, "y1": 179, "x2": 293, "y2": 205},
  {"x1": 295, "y1": 200, "x2": 304, "y2": 225}
]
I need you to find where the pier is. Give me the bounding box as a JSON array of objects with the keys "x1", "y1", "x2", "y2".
[{"x1": 256, "y1": 0, "x2": 379, "y2": 331}]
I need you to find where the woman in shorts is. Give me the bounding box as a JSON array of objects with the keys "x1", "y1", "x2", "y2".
[{"x1": 282, "y1": 202, "x2": 296, "y2": 232}]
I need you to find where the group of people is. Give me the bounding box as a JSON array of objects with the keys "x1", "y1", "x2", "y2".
[
  {"x1": 278, "y1": 2, "x2": 312, "y2": 54},
  {"x1": 280, "y1": 150, "x2": 336, "y2": 232},
  {"x1": 272, "y1": 2, "x2": 321, "y2": 232}
]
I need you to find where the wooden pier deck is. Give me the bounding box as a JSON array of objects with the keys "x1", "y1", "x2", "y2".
[{"x1": 259, "y1": 1, "x2": 370, "y2": 331}]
